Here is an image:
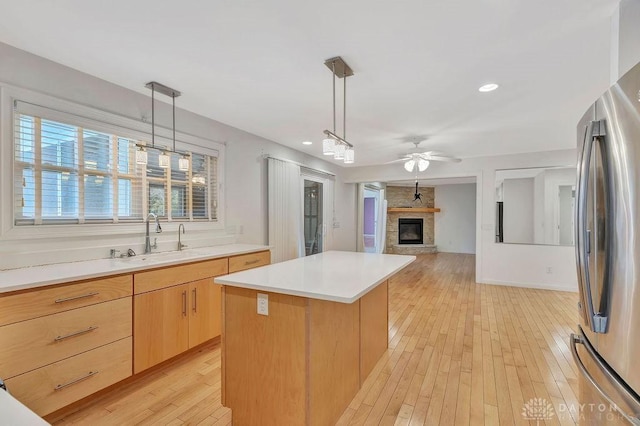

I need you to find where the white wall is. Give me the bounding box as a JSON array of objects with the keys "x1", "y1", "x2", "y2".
[
  {"x1": 614, "y1": 0, "x2": 640, "y2": 81},
  {"x1": 503, "y1": 178, "x2": 534, "y2": 244},
  {"x1": 434, "y1": 184, "x2": 476, "y2": 254},
  {"x1": 344, "y1": 148, "x2": 579, "y2": 292},
  {"x1": 0, "y1": 42, "x2": 356, "y2": 269}
]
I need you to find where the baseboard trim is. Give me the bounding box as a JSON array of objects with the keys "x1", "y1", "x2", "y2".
[{"x1": 479, "y1": 278, "x2": 578, "y2": 293}]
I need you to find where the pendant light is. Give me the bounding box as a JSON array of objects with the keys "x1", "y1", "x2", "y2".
[
  {"x1": 322, "y1": 138, "x2": 335, "y2": 156},
  {"x1": 178, "y1": 155, "x2": 190, "y2": 172},
  {"x1": 323, "y1": 56, "x2": 355, "y2": 163},
  {"x1": 136, "y1": 146, "x2": 148, "y2": 165},
  {"x1": 158, "y1": 151, "x2": 170, "y2": 168},
  {"x1": 139, "y1": 82, "x2": 188, "y2": 171},
  {"x1": 344, "y1": 147, "x2": 355, "y2": 164}
]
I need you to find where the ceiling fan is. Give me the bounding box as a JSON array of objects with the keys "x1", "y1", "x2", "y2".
[{"x1": 387, "y1": 141, "x2": 461, "y2": 172}]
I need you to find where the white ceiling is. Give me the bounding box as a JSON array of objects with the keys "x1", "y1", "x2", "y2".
[
  {"x1": 388, "y1": 177, "x2": 477, "y2": 187},
  {"x1": 0, "y1": 0, "x2": 619, "y2": 167}
]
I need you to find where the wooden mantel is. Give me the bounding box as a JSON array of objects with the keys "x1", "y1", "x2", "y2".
[{"x1": 387, "y1": 207, "x2": 441, "y2": 213}]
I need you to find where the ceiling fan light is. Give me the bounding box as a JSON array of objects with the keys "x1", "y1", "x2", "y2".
[
  {"x1": 334, "y1": 143, "x2": 346, "y2": 160},
  {"x1": 418, "y1": 159, "x2": 430, "y2": 172},
  {"x1": 404, "y1": 159, "x2": 416, "y2": 172},
  {"x1": 323, "y1": 138, "x2": 336, "y2": 155},
  {"x1": 344, "y1": 147, "x2": 355, "y2": 164}
]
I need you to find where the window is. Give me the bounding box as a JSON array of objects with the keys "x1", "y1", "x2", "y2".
[{"x1": 13, "y1": 108, "x2": 219, "y2": 225}]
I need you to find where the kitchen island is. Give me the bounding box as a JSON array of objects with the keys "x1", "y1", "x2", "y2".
[{"x1": 215, "y1": 251, "x2": 415, "y2": 426}]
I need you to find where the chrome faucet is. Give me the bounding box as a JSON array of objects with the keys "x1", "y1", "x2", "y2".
[
  {"x1": 144, "y1": 213, "x2": 162, "y2": 254},
  {"x1": 178, "y1": 223, "x2": 187, "y2": 251}
]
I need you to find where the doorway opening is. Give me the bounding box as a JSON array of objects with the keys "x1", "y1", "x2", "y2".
[{"x1": 363, "y1": 187, "x2": 382, "y2": 253}]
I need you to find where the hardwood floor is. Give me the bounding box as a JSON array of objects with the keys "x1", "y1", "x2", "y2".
[
  {"x1": 52, "y1": 343, "x2": 231, "y2": 426},
  {"x1": 52, "y1": 253, "x2": 579, "y2": 425},
  {"x1": 336, "y1": 253, "x2": 579, "y2": 426}
]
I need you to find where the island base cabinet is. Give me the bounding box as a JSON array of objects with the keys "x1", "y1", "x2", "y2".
[
  {"x1": 222, "y1": 285, "x2": 387, "y2": 426},
  {"x1": 360, "y1": 280, "x2": 389, "y2": 383},
  {"x1": 5, "y1": 337, "x2": 132, "y2": 417},
  {"x1": 223, "y1": 288, "x2": 307, "y2": 425}
]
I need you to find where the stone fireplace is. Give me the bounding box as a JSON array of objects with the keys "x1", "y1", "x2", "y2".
[
  {"x1": 398, "y1": 218, "x2": 423, "y2": 244},
  {"x1": 386, "y1": 185, "x2": 438, "y2": 254}
]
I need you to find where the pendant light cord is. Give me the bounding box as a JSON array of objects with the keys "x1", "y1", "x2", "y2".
[
  {"x1": 343, "y1": 70, "x2": 346, "y2": 141},
  {"x1": 151, "y1": 84, "x2": 155, "y2": 148},
  {"x1": 332, "y1": 61, "x2": 336, "y2": 134},
  {"x1": 172, "y1": 93, "x2": 176, "y2": 152}
]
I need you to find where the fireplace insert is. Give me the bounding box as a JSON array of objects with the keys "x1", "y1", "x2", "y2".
[{"x1": 398, "y1": 218, "x2": 423, "y2": 244}]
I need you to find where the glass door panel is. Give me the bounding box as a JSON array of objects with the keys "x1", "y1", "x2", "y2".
[{"x1": 304, "y1": 180, "x2": 323, "y2": 255}]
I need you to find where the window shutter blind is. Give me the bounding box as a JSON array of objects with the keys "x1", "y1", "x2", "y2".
[{"x1": 13, "y1": 101, "x2": 219, "y2": 226}]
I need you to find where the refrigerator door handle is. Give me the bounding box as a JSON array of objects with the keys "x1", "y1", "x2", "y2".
[
  {"x1": 577, "y1": 121, "x2": 596, "y2": 330},
  {"x1": 570, "y1": 332, "x2": 640, "y2": 425},
  {"x1": 577, "y1": 120, "x2": 611, "y2": 334}
]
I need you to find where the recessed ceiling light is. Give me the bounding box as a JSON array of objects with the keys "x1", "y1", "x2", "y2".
[
  {"x1": 479, "y1": 83, "x2": 499, "y2": 92},
  {"x1": 302, "y1": 141, "x2": 313, "y2": 145}
]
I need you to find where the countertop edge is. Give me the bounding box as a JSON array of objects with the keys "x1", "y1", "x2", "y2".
[
  {"x1": 0, "y1": 245, "x2": 271, "y2": 294},
  {"x1": 215, "y1": 254, "x2": 416, "y2": 303}
]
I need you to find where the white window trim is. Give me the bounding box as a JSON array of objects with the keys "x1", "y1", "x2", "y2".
[{"x1": 0, "y1": 83, "x2": 226, "y2": 241}]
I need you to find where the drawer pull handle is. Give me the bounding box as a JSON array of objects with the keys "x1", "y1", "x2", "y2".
[
  {"x1": 192, "y1": 288, "x2": 197, "y2": 313},
  {"x1": 54, "y1": 292, "x2": 99, "y2": 304},
  {"x1": 54, "y1": 326, "x2": 99, "y2": 342},
  {"x1": 244, "y1": 259, "x2": 260, "y2": 266},
  {"x1": 54, "y1": 370, "x2": 99, "y2": 391},
  {"x1": 182, "y1": 291, "x2": 187, "y2": 317}
]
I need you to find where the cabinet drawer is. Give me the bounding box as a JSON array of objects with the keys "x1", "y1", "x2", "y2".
[
  {"x1": 228, "y1": 251, "x2": 271, "y2": 273},
  {"x1": 134, "y1": 258, "x2": 228, "y2": 294},
  {"x1": 0, "y1": 297, "x2": 132, "y2": 379},
  {"x1": 5, "y1": 337, "x2": 132, "y2": 417},
  {"x1": 0, "y1": 275, "x2": 132, "y2": 326}
]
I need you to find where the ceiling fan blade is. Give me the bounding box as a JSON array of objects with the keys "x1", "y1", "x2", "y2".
[
  {"x1": 384, "y1": 158, "x2": 409, "y2": 164},
  {"x1": 424, "y1": 155, "x2": 461, "y2": 163}
]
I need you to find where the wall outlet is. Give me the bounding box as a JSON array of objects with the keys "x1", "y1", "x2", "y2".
[
  {"x1": 257, "y1": 293, "x2": 268, "y2": 316},
  {"x1": 546, "y1": 267, "x2": 553, "y2": 274}
]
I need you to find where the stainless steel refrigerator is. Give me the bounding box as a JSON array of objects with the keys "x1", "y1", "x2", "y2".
[{"x1": 573, "y1": 61, "x2": 640, "y2": 425}]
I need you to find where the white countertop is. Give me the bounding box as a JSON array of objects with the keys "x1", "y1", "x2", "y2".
[
  {"x1": 0, "y1": 389, "x2": 50, "y2": 425},
  {"x1": 0, "y1": 244, "x2": 270, "y2": 294},
  {"x1": 215, "y1": 251, "x2": 415, "y2": 303}
]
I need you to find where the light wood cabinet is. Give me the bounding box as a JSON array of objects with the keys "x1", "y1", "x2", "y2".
[
  {"x1": 0, "y1": 274, "x2": 133, "y2": 417},
  {"x1": 0, "y1": 248, "x2": 269, "y2": 416},
  {"x1": 133, "y1": 252, "x2": 269, "y2": 373},
  {"x1": 134, "y1": 258, "x2": 228, "y2": 294},
  {"x1": 228, "y1": 250, "x2": 271, "y2": 273},
  {"x1": 188, "y1": 279, "x2": 222, "y2": 348},
  {"x1": 133, "y1": 283, "x2": 190, "y2": 373},
  {"x1": 0, "y1": 297, "x2": 131, "y2": 379},
  {"x1": 133, "y1": 279, "x2": 224, "y2": 373},
  {"x1": 5, "y1": 337, "x2": 132, "y2": 417},
  {"x1": 0, "y1": 275, "x2": 132, "y2": 326}
]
